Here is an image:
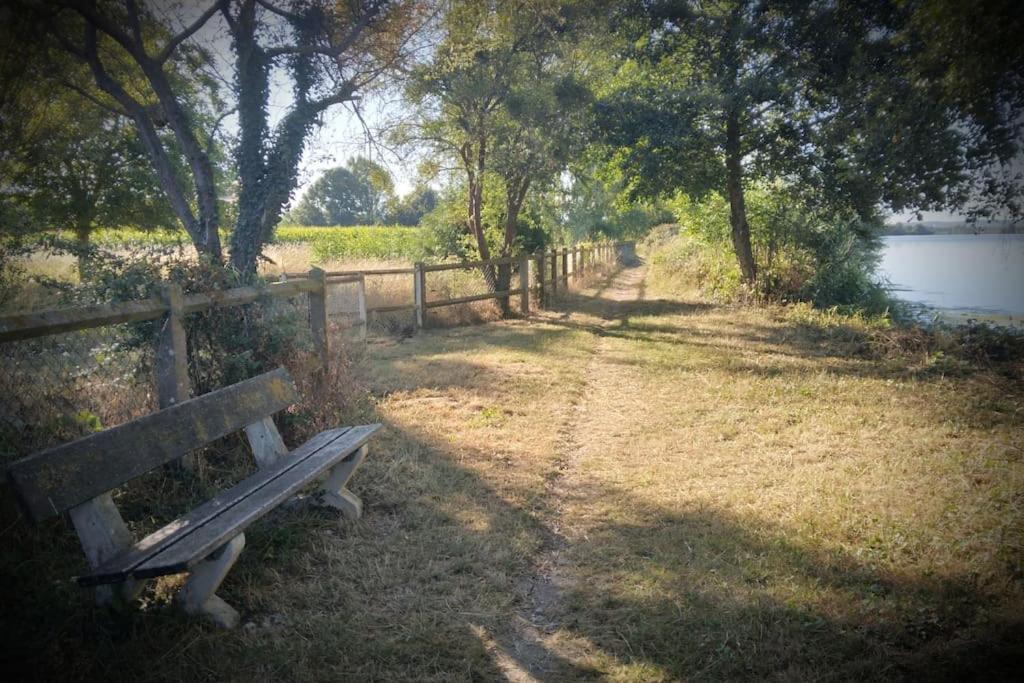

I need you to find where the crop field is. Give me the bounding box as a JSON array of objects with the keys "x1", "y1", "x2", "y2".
[{"x1": 85, "y1": 225, "x2": 428, "y2": 263}]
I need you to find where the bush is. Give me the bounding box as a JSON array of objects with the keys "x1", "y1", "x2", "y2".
[
  {"x1": 647, "y1": 232, "x2": 743, "y2": 301},
  {"x1": 663, "y1": 185, "x2": 892, "y2": 311}
]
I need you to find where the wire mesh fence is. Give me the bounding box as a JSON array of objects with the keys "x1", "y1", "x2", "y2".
[
  {"x1": 0, "y1": 321, "x2": 159, "y2": 459},
  {"x1": 0, "y1": 290, "x2": 318, "y2": 462}
]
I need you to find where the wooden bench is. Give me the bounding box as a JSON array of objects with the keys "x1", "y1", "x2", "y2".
[{"x1": 6, "y1": 367, "x2": 381, "y2": 628}]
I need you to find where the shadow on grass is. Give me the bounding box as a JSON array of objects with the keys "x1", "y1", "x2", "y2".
[{"x1": 1, "y1": 265, "x2": 1020, "y2": 680}]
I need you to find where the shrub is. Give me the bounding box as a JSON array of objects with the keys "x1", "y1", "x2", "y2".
[{"x1": 663, "y1": 185, "x2": 892, "y2": 311}]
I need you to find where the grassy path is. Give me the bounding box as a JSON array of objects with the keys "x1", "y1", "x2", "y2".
[
  {"x1": 496, "y1": 265, "x2": 651, "y2": 681},
  {"x1": 5, "y1": 261, "x2": 1021, "y2": 680}
]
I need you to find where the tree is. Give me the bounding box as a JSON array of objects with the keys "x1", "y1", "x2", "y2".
[
  {"x1": 346, "y1": 156, "x2": 395, "y2": 224},
  {"x1": 387, "y1": 184, "x2": 437, "y2": 225},
  {"x1": 0, "y1": 9, "x2": 177, "y2": 249},
  {"x1": 288, "y1": 157, "x2": 398, "y2": 225},
  {"x1": 38, "y1": 0, "x2": 424, "y2": 276},
  {"x1": 404, "y1": 0, "x2": 588, "y2": 311},
  {"x1": 597, "y1": 0, "x2": 1015, "y2": 284},
  {"x1": 900, "y1": 0, "x2": 1023, "y2": 220},
  {"x1": 18, "y1": 112, "x2": 177, "y2": 243},
  {"x1": 288, "y1": 166, "x2": 366, "y2": 226}
]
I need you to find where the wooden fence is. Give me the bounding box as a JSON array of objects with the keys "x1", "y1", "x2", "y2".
[
  {"x1": 0, "y1": 240, "x2": 631, "y2": 390},
  {"x1": 291, "y1": 241, "x2": 631, "y2": 337},
  {"x1": 0, "y1": 271, "x2": 330, "y2": 419}
]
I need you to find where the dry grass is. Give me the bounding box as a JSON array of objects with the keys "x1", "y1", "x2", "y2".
[{"x1": 3, "y1": 255, "x2": 1019, "y2": 680}]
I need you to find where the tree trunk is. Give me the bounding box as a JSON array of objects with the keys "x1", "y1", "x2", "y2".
[
  {"x1": 74, "y1": 221, "x2": 93, "y2": 279},
  {"x1": 464, "y1": 131, "x2": 497, "y2": 292},
  {"x1": 228, "y1": 0, "x2": 269, "y2": 278},
  {"x1": 725, "y1": 111, "x2": 757, "y2": 285},
  {"x1": 496, "y1": 176, "x2": 530, "y2": 318}
]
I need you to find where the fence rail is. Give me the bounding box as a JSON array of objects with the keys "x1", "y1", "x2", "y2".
[
  {"x1": 309, "y1": 241, "x2": 632, "y2": 332},
  {"x1": 0, "y1": 278, "x2": 322, "y2": 344}
]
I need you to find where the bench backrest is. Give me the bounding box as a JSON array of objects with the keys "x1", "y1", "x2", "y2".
[{"x1": 7, "y1": 367, "x2": 298, "y2": 523}]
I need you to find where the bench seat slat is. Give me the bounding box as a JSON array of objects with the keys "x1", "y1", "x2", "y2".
[
  {"x1": 132, "y1": 423, "x2": 380, "y2": 579},
  {"x1": 77, "y1": 425, "x2": 372, "y2": 586}
]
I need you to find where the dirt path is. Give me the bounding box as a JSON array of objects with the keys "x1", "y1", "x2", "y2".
[{"x1": 494, "y1": 264, "x2": 648, "y2": 681}]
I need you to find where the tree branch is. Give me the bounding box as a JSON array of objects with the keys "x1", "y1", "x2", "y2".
[
  {"x1": 254, "y1": 0, "x2": 304, "y2": 23},
  {"x1": 60, "y1": 80, "x2": 129, "y2": 117},
  {"x1": 264, "y1": 0, "x2": 385, "y2": 58},
  {"x1": 80, "y1": 23, "x2": 201, "y2": 242},
  {"x1": 206, "y1": 106, "x2": 237, "y2": 156},
  {"x1": 124, "y1": 0, "x2": 144, "y2": 48},
  {"x1": 156, "y1": 1, "x2": 222, "y2": 64}
]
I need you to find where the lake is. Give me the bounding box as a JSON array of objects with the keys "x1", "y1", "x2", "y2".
[{"x1": 877, "y1": 234, "x2": 1024, "y2": 325}]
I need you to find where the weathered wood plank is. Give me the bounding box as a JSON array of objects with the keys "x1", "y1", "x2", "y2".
[
  {"x1": 421, "y1": 256, "x2": 517, "y2": 273},
  {"x1": 0, "y1": 298, "x2": 167, "y2": 343},
  {"x1": 77, "y1": 427, "x2": 352, "y2": 586},
  {"x1": 519, "y1": 254, "x2": 530, "y2": 315},
  {"x1": 367, "y1": 303, "x2": 418, "y2": 314},
  {"x1": 180, "y1": 279, "x2": 318, "y2": 315},
  {"x1": 7, "y1": 368, "x2": 299, "y2": 523},
  {"x1": 414, "y1": 262, "x2": 425, "y2": 329},
  {"x1": 298, "y1": 268, "x2": 416, "y2": 277},
  {"x1": 156, "y1": 285, "x2": 190, "y2": 409},
  {"x1": 308, "y1": 267, "x2": 328, "y2": 371},
  {"x1": 132, "y1": 424, "x2": 381, "y2": 579},
  {"x1": 244, "y1": 416, "x2": 289, "y2": 469},
  {"x1": 356, "y1": 274, "x2": 368, "y2": 341},
  {"x1": 424, "y1": 289, "x2": 519, "y2": 309}
]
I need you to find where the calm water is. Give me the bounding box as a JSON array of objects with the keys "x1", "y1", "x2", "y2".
[{"x1": 877, "y1": 234, "x2": 1024, "y2": 321}]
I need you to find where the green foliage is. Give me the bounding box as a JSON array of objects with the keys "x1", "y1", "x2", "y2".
[
  {"x1": 646, "y1": 231, "x2": 743, "y2": 302},
  {"x1": 387, "y1": 185, "x2": 438, "y2": 226},
  {"x1": 287, "y1": 167, "x2": 368, "y2": 226},
  {"x1": 346, "y1": 157, "x2": 396, "y2": 224},
  {"x1": 274, "y1": 226, "x2": 428, "y2": 261},
  {"x1": 419, "y1": 195, "x2": 474, "y2": 260},
  {"x1": 660, "y1": 185, "x2": 891, "y2": 311},
  {"x1": 564, "y1": 162, "x2": 673, "y2": 242},
  {"x1": 0, "y1": 237, "x2": 31, "y2": 309}
]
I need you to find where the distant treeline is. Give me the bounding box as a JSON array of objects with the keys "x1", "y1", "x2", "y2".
[{"x1": 882, "y1": 221, "x2": 1019, "y2": 236}]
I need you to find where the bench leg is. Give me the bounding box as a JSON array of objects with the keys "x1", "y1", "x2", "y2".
[
  {"x1": 69, "y1": 493, "x2": 143, "y2": 607},
  {"x1": 316, "y1": 445, "x2": 368, "y2": 519},
  {"x1": 179, "y1": 533, "x2": 245, "y2": 629}
]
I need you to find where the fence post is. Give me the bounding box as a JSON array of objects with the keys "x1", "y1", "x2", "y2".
[
  {"x1": 571, "y1": 247, "x2": 577, "y2": 283},
  {"x1": 157, "y1": 283, "x2": 193, "y2": 470},
  {"x1": 550, "y1": 250, "x2": 558, "y2": 297},
  {"x1": 414, "y1": 262, "x2": 425, "y2": 329},
  {"x1": 534, "y1": 252, "x2": 545, "y2": 309},
  {"x1": 356, "y1": 273, "x2": 367, "y2": 342},
  {"x1": 561, "y1": 248, "x2": 569, "y2": 286},
  {"x1": 519, "y1": 254, "x2": 530, "y2": 316},
  {"x1": 308, "y1": 267, "x2": 329, "y2": 373}
]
